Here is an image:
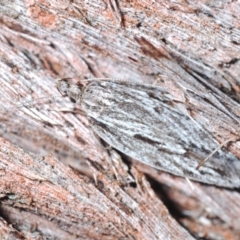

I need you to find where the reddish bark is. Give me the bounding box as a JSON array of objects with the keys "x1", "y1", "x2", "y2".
[{"x1": 0, "y1": 1, "x2": 240, "y2": 239}]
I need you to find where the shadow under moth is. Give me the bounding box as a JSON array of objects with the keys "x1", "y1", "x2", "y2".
[{"x1": 56, "y1": 78, "x2": 240, "y2": 188}]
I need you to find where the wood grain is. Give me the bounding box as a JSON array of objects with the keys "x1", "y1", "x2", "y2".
[{"x1": 0, "y1": 0, "x2": 240, "y2": 239}]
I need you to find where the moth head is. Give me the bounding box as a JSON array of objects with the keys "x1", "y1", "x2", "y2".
[{"x1": 56, "y1": 78, "x2": 83, "y2": 103}]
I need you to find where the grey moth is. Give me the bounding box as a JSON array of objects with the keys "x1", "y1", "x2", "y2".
[{"x1": 56, "y1": 78, "x2": 240, "y2": 188}]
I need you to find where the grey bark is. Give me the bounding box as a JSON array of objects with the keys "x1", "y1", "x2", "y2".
[{"x1": 0, "y1": 0, "x2": 240, "y2": 239}]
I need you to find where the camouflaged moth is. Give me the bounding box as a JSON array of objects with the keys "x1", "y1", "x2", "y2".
[{"x1": 56, "y1": 78, "x2": 240, "y2": 188}]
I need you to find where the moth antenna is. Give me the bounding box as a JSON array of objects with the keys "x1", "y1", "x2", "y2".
[
  {"x1": 51, "y1": 107, "x2": 87, "y2": 117},
  {"x1": 0, "y1": 95, "x2": 63, "y2": 113},
  {"x1": 58, "y1": 77, "x2": 127, "y2": 83},
  {"x1": 80, "y1": 78, "x2": 127, "y2": 83}
]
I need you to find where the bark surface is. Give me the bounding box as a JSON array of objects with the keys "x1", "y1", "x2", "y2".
[{"x1": 0, "y1": 0, "x2": 240, "y2": 239}]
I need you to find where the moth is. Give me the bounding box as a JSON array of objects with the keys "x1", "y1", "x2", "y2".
[{"x1": 56, "y1": 78, "x2": 240, "y2": 188}]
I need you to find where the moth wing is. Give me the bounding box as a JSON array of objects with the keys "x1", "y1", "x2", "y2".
[{"x1": 82, "y1": 81, "x2": 240, "y2": 188}]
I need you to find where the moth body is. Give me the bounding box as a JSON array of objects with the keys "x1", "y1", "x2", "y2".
[{"x1": 56, "y1": 78, "x2": 240, "y2": 188}]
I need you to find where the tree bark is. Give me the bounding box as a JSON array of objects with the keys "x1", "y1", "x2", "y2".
[{"x1": 0, "y1": 0, "x2": 240, "y2": 239}]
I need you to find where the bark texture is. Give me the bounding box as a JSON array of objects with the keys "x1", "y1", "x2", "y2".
[{"x1": 0, "y1": 0, "x2": 240, "y2": 239}]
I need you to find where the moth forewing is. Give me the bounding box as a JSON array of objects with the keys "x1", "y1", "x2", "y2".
[{"x1": 59, "y1": 79, "x2": 240, "y2": 188}]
